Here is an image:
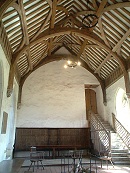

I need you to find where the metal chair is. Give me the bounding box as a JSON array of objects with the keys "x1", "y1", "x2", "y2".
[
  {"x1": 99, "y1": 150, "x2": 114, "y2": 169},
  {"x1": 30, "y1": 146, "x2": 36, "y2": 152},
  {"x1": 69, "y1": 150, "x2": 84, "y2": 173},
  {"x1": 28, "y1": 151, "x2": 44, "y2": 172}
]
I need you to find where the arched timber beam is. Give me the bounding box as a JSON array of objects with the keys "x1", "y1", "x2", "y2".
[
  {"x1": 7, "y1": 27, "x2": 129, "y2": 98},
  {"x1": 102, "y1": 2, "x2": 130, "y2": 14},
  {"x1": 18, "y1": 54, "x2": 106, "y2": 106},
  {"x1": 75, "y1": 2, "x2": 130, "y2": 17},
  {"x1": 12, "y1": 27, "x2": 126, "y2": 64},
  {"x1": 0, "y1": 0, "x2": 15, "y2": 19}
]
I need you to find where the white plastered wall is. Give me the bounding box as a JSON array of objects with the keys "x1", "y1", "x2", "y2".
[
  {"x1": 17, "y1": 57, "x2": 130, "y2": 129},
  {"x1": 0, "y1": 45, "x2": 19, "y2": 162},
  {"x1": 17, "y1": 60, "x2": 100, "y2": 128},
  {"x1": 106, "y1": 76, "x2": 130, "y2": 127}
]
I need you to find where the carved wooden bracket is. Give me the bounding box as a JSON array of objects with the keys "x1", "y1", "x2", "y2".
[
  {"x1": 17, "y1": 84, "x2": 23, "y2": 108},
  {"x1": 7, "y1": 88, "x2": 13, "y2": 97},
  {"x1": 7, "y1": 65, "x2": 14, "y2": 97}
]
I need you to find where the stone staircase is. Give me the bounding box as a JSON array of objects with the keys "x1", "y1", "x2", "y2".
[
  {"x1": 111, "y1": 133, "x2": 130, "y2": 165},
  {"x1": 96, "y1": 114, "x2": 114, "y2": 132},
  {"x1": 96, "y1": 115, "x2": 130, "y2": 165}
]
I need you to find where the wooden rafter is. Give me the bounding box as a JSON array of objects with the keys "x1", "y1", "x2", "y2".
[
  {"x1": 18, "y1": 1, "x2": 29, "y2": 45},
  {"x1": 89, "y1": 0, "x2": 107, "y2": 33},
  {"x1": 34, "y1": 46, "x2": 49, "y2": 67},
  {"x1": 98, "y1": 17, "x2": 111, "y2": 48},
  {"x1": 0, "y1": 0, "x2": 129, "y2": 99},
  {"x1": 48, "y1": 0, "x2": 57, "y2": 56},
  {"x1": 83, "y1": 50, "x2": 91, "y2": 69},
  {"x1": 56, "y1": 15, "x2": 72, "y2": 26},
  {"x1": 18, "y1": 0, "x2": 33, "y2": 72},
  {"x1": 96, "y1": 0, "x2": 108, "y2": 17},
  {"x1": 31, "y1": 9, "x2": 52, "y2": 41},
  {"x1": 77, "y1": 39, "x2": 88, "y2": 59},
  {"x1": 92, "y1": 0, "x2": 98, "y2": 10},
  {"x1": 46, "y1": 0, "x2": 52, "y2": 7},
  {"x1": 11, "y1": 27, "x2": 126, "y2": 65},
  {"x1": 56, "y1": 6, "x2": 69, "y2": 16},
  {"x1": 77, "y1": 0, "x2": 108, "y2": 73},
  {"x1": 75, "y1": 2, "x2": 130, "y2": 19},
  {"x1": 57, "y1": 0, "x2": 62, "y2": 4},
  {"x1": 75, "y1": 10, "x2": 95, "y2": 17},
  {"x1": 26, "y1": 49, "x2": 33, "y2": 70},
  {"x1": 0, "y1": 0, "x2": 15, "y2": 19},
  {"x1": 95, "y1": 29, "x2": 130, "y2": 73},
  {"x1": 102, "y1": 2, "x2": 130, "y2": 14}
]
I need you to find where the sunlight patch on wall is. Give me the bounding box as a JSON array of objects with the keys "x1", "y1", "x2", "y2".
[{"x1": 116, "y1": 88, "x2": 130, "y2": 132}]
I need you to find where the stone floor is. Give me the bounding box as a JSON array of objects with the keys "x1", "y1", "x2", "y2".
[
  {"x1": 1, "y1": 151, "x2": 130, "y2": 173},
  {"x1": 0, "y1": 157, "x2": 130, "y2": 173},
  {"x1": 19, "y1": 165, "x2": 130, "y2": 173}
]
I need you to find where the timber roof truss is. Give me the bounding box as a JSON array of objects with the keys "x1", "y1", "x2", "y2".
[{"x1": 0, "y1": 0, "x2": 130, "y2": 103}]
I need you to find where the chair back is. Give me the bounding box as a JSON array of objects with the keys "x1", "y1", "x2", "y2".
[
  {"x1": 37, "y1": 151, "x2": 44, "y2": 160},
  {"x1": 30, "y1": 146, "x2": 36, "y2": 152},
  {"x1": 30, "y1": 152, "x2": 39, "y2": 161},
  {"x1": 99, "y1": 150, "x2": 111, "y2": 158},
  {"x1": 69, "y1": 150, "x2": 83, "y2": 159}
]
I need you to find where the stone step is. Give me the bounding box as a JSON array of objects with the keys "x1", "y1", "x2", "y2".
[
  {"x1": 112, "y1": 153, "x2": 128, "y2": 157},
  {"x1": 103, "y1": 125, "x2": 112, "y2": 128},
  {"x1": 101, "y1": 121, "x2": 110, "y2": 124},
  {"x1": 96, "y1": 115, "x2": 115, "y2": 132},
  {"x1": 111, "y1": 149, "x2": 128, "y2": 153},
  {"x1": 93, "y1": 114, "x2": 130, "y2": 165},
  {"x1": 111, "y1": 145, "x2": 127, "y2": 150},
  {"x1": 112, "y1": 157, "x2": 129, "y2": 161},
  {"x1": 105, "y1": 127, "x2": 114, "y2": 130},
  {"x1": 112, "y1": 139, "x2": 125, "y2": 143},
  {"x1": 103, "y1": 124, "x2": 111, "y2": 126},
  {"x1": 111, "y1": 137, "x2": 123, "y2": 141},
  {"x1": 111, "y1": 133, "x2": 127, "y2": 149},
  {"x1": 113, "y1": 161, "x2": 130, "y2": 165}
]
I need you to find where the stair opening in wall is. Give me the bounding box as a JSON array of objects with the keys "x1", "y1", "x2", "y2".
[{"x1": 116, "y1": 88, "x2": 130, "y2": 132}]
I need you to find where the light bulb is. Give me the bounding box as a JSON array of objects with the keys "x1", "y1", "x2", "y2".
[
  {"x1": 64, "y1": 65, "x2": 68, "y2": 69},
  {"x1": 67, "y1": 60, "x2": 71, "y2": 65},
  {"x1": 77, "y1": 61, "x2": 81, "y2": 66}
]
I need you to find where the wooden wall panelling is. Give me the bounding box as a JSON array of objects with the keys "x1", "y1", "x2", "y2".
[
  {"x1": 48, "y1": 128, "x2": 58, "y2": 145},
  {"x1": 14, "y1": 128, "x2": 90, "y2": 151}
]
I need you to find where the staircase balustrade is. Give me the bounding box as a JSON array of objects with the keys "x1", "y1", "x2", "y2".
[
  {"x1": 89, "y1": 111, "x2": 111, "y2": 156},
  {"x1": 112, "y1": 113, "x2": 130, "y2": 149}
]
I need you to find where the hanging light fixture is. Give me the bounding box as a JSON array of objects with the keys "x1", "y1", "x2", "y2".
[
  {"x1": 64, "y1": 59, "x2": 81, "y2": 69},
  {"x1": 64, "y1": 34, "x2": 81, "y2": 69}
]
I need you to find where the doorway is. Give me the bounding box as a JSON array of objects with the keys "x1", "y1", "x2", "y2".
[{"x1": 85, "y1": 88, "x2": 97, "y2": 120}]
